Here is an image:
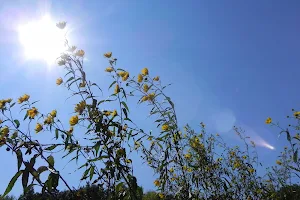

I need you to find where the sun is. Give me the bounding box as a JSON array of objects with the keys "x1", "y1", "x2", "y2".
[{"x1": 18, "y1": 15, "x2": 66, "y2": 64}]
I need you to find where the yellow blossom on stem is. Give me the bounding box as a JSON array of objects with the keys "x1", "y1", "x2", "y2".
[
  {"x1": 104, "y1": 111, "x2": 111, "y2": 116},
  {"x1": 265, "y1": 117, "x2": 272, "y2": 124},
  {"x1": 18, "y1": 94, "x2": 30, "y2": 104},
  {"x1": 104, "y1": 52, "x2": 112, "y2": 58},
  {"x1": 276, "y1": 160, "x2": 282, "y2": 165},
  {"x1": 75, "y1": 50, "x2": 85, "y2": 57},
  {"x1": 137, "y1": 74, "x2": 143, "y2": 83},
  {"x1": 122, "y1": 72, "x2": 129, "y2": 81},
  {"x1": 75, "y1": 101, "x2": 86, "y2": 115},
  {"x1": 154, "y1": 180, "x2": 160, "y2": 187},
  {"x1": 143, "y1": 84, "x2": 149, "y2": 93},
  {"x1": 1, "y1": 126, "x2": 9, "y2": 135},
  {"x1": 141, "y1": 68, "x2": 149, "y2": 76},
  {"x1": 56, "y1": 78, "x2": 63, "y2": 85},
  {"x1": 159, "y1": 193, "x2": 164, "y2": 199},
  {"x1": 153, "y1": 76, "x2": 159, "y2": 81},
  {"x1": 27, "y1": 107, "x2": 38, "y2": 119},
  {"x1": 294, "y1": 111, "x2": 300, "y2": 118},
  {"x1": 118, "y1": 71, "x2": 127, "y2": 77},
  {"x1": 141, "y1": 96, "x2": 149, "y2": 102},
  {"x1": 169, "y1": 167, "x2": 174, "y2": 173},
  {"x1": 111, "y1": 110, "x2": 117, "y2": 117},
  {"x1": 114, "y1": 84, "x2": 120, "y2": 94},
  {"x1": 248, "y1": 168, "x2": 255, "y2": 174},
  {"x1": 44, "y1": 115, "x2": 54, "y2": 125},
  {"x1": 105, "y1": 67, "x2": 114, "y2": 72},
  {"x1": 147, "y1": 93, "x2": 155, "y2": 101},
  {"x1": 184, "y1": 153, "x2": 192, "y2": 159},
  {"x1": 50, "y1": 110, "x2": 57, "y2": 118},
  {"x1": 161, "y1": 124, "x2": 169, "y2": 131},
  {"x1": 69, "y1": 115, "x2": 79, "y2": 126},
  {"x1": 35, "y1": 123, "x2": 43, "y2": 133},
  {"x1": 125, "y1": 159, "x2": 132, "y2": 163}
]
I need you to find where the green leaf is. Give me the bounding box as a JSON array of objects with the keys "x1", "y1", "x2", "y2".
[
  {"x1": 121, "y1": 101, "x2": 129, "y2": 112},
  {"x1": 45, "y1": 144, "x2": 60, "y2": 151},
  {"x1": 287, "y1": 130, "x2": 291, "y2": 142},
  {"x1": 50, "y1": 173, "x2": 59, "y2": 189},
  {"x1": 109, "y1": 81, "x2": 116, "y2": 89},
  {"x1": 82, "y1": 167, "x2": 91, "y2": 180},
  {"x1": 22, "y1": 170, "x2": 29, "y2": 190},
  {"x1": 16, "y1": 150, "x2": 23, "y2": 171},
  {"x1": 90, "y1": 166, "x2": 95, "y2": 180},
  {"x1": 47, "y1": 155, "x2": 55, "y2": 168},
  {"x1": 55, "y1": 129, "x2": 59, "y2": 139},
  {"x1": 37, "y1": 166, "x2": 48, "y2": 174},
  {"x1": 2, "y1": 170, "x2": 23, "y2": 197},
  {"x1": 10, "y1": 103, "x2": 16, "y2": 108},
  {"x1": 294, "y1": 149, "x2": 298, "y2": 163},
  {"x1": 66, "y1": 76, "x2": 74, "y2": 83},
  {"x1": 23, "y1": 113, "x2": 28, "y2": 121},
  {"x1": 94, "y1": 142, "x2": 101, "y2": 157},
  {"x1": 122, "y1": 108, "x2": 128, "y2": 118}
]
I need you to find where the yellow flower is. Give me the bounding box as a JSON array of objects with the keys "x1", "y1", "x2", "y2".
[
  {"x1": 153, "y1": 76, "x2": 159, "y2": 81},
  {"x1": 75, "y1": 101, "x2": 86, "y2": 115},
  {"x1": 122, "y1": 72, "x2": 129, "y2": 81},
  {"x1": 75, "y1": 50, "x2": 85, "y2": 57},
  {"x1": 187, "y1": 168, "x2": 192, "y2": 172},
  {"x1": 148, "y1": 93, "x2": 155, "y2": 101},
  {"x1": 184, "y1": 153, "x2": 192, "y2": 159},
  {"x1": 0, "y1": 101, "x2": 4, "y2": 109},
  {"x1": 5, "y1": 98, "x2": 12, "y2": 103},
  {"x1": 44, "y1": 115, "x2": 54, "y2": 125},
  {"x1": 69, "y1": 115, "x2": 79, "y2": 126},
  {"x1": 118, "y1": 71, "x2": 127, "y2": 77},
  {"x1": 169, "y1": 167, "x2": 174, "y2": 173},
  {"x1": 18, "y1": 94, "x2": 30, "y2": 104},
  {"x1": 111, "y1": 110, "x2": 117, "y2": 117},
  {"x1": 56, "y1": 21, "x2": 66, "y2": 29},
  {"x1": 143, "y1": 84, "x2": 149, "y2": 93},
  {"x1": 154, "y1": 180, "x2": 160, "y2": 187},
  {"x1": 141, "y1": 96, "x2": 149, "y2": 102},
  {"x1": 141, "y1": 68, "x2": 149, "y2": 76},
  {"x1": 134, "y1": 141, "x2": 140, "y2": 149},
  {"x1": 27, "y1": 107, "x2": 38, "y2": 119},
  {"x1": 125, "y1": 159, "x2": 132, "y2": 163},
  {"x1": 159, "y1": 193, "x2": 164, "y2": 199},
  {"x1": 123, "y1": 124, "x2": 128, "y2": 130},
  {"x1": 114, "y1": 84, "x2": 120, "y2": 94},
  {"x1": 162, "y1": 124, "x2": 169, "y2": 131},
  {"x1": 35, "y1": 123, "x2": 43, "y2": 133},
  {"x1": 104, "y1": 52, "x2": 112, "y2": 58},
  {"x1": 242, "y1": 155, "x2": 247, "y2": 160},
  {"x1": 137, "y1": 74, "x2": 143, "y2": 83},
  {"x1": 248, "y1": 168, "x2": 255, "y2": 174},
  {"x1": 56, "y1": 78, "x2": 63, "y2": 85},
  {"x1": 276, "y1": 160, "x2": 282, "y2": 165},
  {"x1": 104, "y1": 110, "x2": 111, "y2": 116},
  {"x1": 1, "y1": 126, "x2": 9, "y2": 135},
  {"x1": 50, "y1": 110, "x2": 57, "y2": 118},
  {"x1": 105, "y1": 67, "x2": 114, "y2": 72},
  {"x1": 265, "y1": 117, "x2": 272, "y2": 124},
  {"x1": 294, "y1": 111, "x2": 300, "y2": 118}
]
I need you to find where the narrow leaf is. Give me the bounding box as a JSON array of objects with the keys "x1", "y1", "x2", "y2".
[{"x1": 2, "y1": 171, "x2": 23, "y2": 197}]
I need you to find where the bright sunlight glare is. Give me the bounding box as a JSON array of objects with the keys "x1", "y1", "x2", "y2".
[{"x1": 18, "y1": 15, "x2": 66, "y2": 64}]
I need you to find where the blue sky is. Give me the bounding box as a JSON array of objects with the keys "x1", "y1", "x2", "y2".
[{"x1": 0, "y1": 0, "x2": 300, "y2": 196}]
